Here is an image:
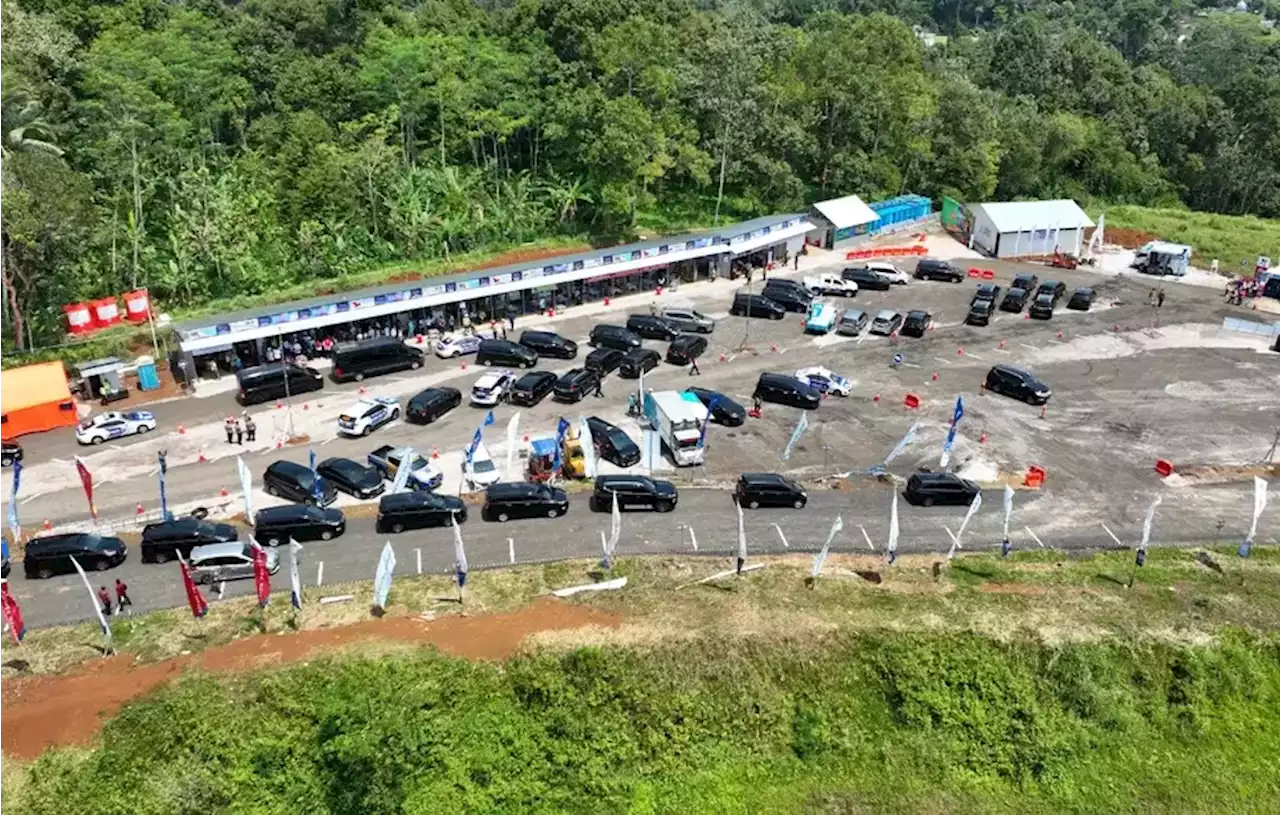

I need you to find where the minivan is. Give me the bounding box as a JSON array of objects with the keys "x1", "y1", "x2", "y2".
[
  {"x1": 236, "y1": 363, "x2": 324, "y2": 406},
  {"x1": 189, "y1": 542, "x2": 279, "y2": 584},
  {"x1": 141, "y1": 518, "x2": 237, "y2": 563},
  {"x1": 23, "y1": 533, "x2": 128, "y2": 579},
  {"x1": 519, "y1": 330, "x2": 578, "y2": 359},
  {"x1": 905, "y1": 473, "x2": 980, "y2": 507},
  {"x1": 585, "y1": 347, "x2": 626, "y2": 376},
  {"x1": 730, "y1": 293, "x2": 785, "y2": 320},
  {"x1": 914, "y1": 258, "x2": 963, "y2": 282},
  {"x1": 618, "y1": 348, "x2": 660, "y2": 378},
  {"x1": 901, "y1": 310, "x2": 932, "y2": 337},
  {"x1": 837, "y1": 309, "x2": 870, "y2": 336},
  {"x1": 735, "y1": 473, "x2": 807, "y2": 509},
  {"x1": 482, "y1": 482, "x2": 570, "y2": 522},
  {"x1": 761, "y1": 282, "x2": 812, "y2": 312},
  {"x1": 554, "y1": 368, "x2": 600, "y2": 402},
  {"x1": 626, "y1": 314, "x2": 682, "y2": 341},
  {"x1": 510, "y1": 370, "x2": 558, "y2": 406},
  {"x1": 475, "y1": 339, "x2": 538, "y2": 369},
  {"x1": 985, "y1": 365, "x2": 1051, "y2": 405},
  {"x1": 589, "y1": 324, "x2": 642, "y2": 351},
  {"x1": 842, "y1": 267, "x2": 892, "y2": 291},
  {"x1": 253, "y1": 504, "x2": 346, "y2": 545},
  {"x1": 332, "y1": 337, "x2": 424, "y2": 383},
  {"x1": 406, "y1": 387, "x2": 462, "y2": 424},
  {"x1": 592, "y1": 475, "x2": 678, "y2": 512},
  {"x1": 753, "y1": 373, "x2": 821, "y2": 410},
  {"x1": 263, "y1": 460, "x2": 338, "y2": 506},
  {"x1": 1028, "y1": 292, "x2": 1056, "y2": 320},
  {"x1": 376, "y1": 491, "x2": 467, "y2": 533},
  {"x1": 585, "y1": 416, "x2": 642, "y2": 467},
  {"x1": 966, "y1": 298, "x2": 995, "y2": 326},
  {"x1": 660, "y1": 307, "x2": 715, "y2": 333},
  {"x1": 666, "y1": 334, "x2": 707, "y2": 365}
]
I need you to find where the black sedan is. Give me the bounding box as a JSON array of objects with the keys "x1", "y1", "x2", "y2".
[
  {"x1": 585, "y1": 416, "x2": 641, "y2": 467},
  {"x1": 585, "y1": 347, "x2": 626, "y2": 377},
  {"x1": 317, "y1": 457, "x2": 386, "y2": 499},
  {"x1": 1067, "y1": 287, "x2": 1095, "y2": 311},
  {"x1": 509, "y1": 371, "x2": 557, "y2": 406},
  {"x1": 1, "y1": 441, "x2": 21, "y2": 467},
  {"x1": 685, "y1": 387, "x2": 746, "y2": 426},
  {"x1": 406, "y1": 387, "x2": 462, "y2": 424}
]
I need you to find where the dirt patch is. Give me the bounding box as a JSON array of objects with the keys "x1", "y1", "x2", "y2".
[
  {"x1": 1093, "y1": 225, "x2": 1158, "y2": 249},
  {"x1": 1168, "y1": 463, "x2": 1280, "y2": 487},
  {"x1": 464, "y1": 243, "x2": 592, "y2": 272},
  {"x1": 0, "y1": 596, "x2": 618, "y2": 760}
]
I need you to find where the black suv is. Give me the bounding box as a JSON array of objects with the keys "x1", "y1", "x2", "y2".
[
  {"x1": 253, "y1": 504, "x2": 346, "y2": 545},
  {"x1": 1028, "y1": 292, "x2": 1056, "y2": 320},
  {"x1": 626, "y1": 314, "x2": 682, "y2": 341},
  {"x1": 237, "y1": 363, "x2": 324, "y2": 406},
  {"x1": 586, "y1": 416, "x2": 641, "y2": 467},
  {"x1": 592, "y1": 475, "x2": 678, "y2": 513},
  {"x1": 1012, "y1": 273, "x2": 1040, "y2": 294},
  {"x1": 985, "y1": 365, "x2": 1051, "y2": 405},
  {"x1": 735, "y1": 473, "x2": 807, "y2": 509},
  {"x1": 510, "y1": 371, "x2": 558, "y2": 406},
  {"x1": 519, "y1": 330, "x2": 578, "y2": 359},
  {"x1": 585, "y1": 347, "x2": 626, "y2": 376},
  {"x1": 476, "y1": 339, "x2": 538, "y2": 369},
  {"x1": 972, "y1": 283, "x2": 1002, "y2": 305},
  {"x1": 619, "y1": 348, "x2": 660, "y2": 378},
  {"x1": 730, "y1": 293, "x2": 786, "y2": 319},
  {"x1": 685, "y1": 387, "x2": 746, "y2": 426},
  {"x1": 589, "y1": 324, "x2": 642, "y2": 351},
  {"x1": 24, "y1": 533, "x2": 128, "y2": 579},
  {"x1": 553, "y1": 368, "x2": 600, "y2": 403},
  {"x1": 905, "y1": 473, "x2": 980, "y2": 507},
  {"x1": 915, "y1": 258, "x2": 963, "y2": 282},
  {"x1": 1000, "y1": 287, "x2": 1030, "y2": 313},
  {"x1": 316, "y1": 456, "x2": 385, "y2": 499},
  {"x1": 406, "y1": 387, "x2": 462, "y2": 424},
  {"x1": 754, "y1": 373, "x2": 821, "y2": 410},
  {"x1": 666, "y1": 334, "x2": 707, "y2": 365},
  {"x1": 332, "y1": 338, "x2": 424, "y2": 382},
  {"x1": 842, "y1": 267, "x2": 892, "y2": 291},
  {"x1": 761, "y1": 282, "x2": 812, "y2": 312},
  {"x1": 1037, "y1": 280, "x2": 1068, "y2": 301},
  {"x1": 376, "y1": 491, "x2": 467, "y2": 533},
  {"x1": 901, "y1": 310, "x2": 932, "y2": 337},
  {"x1": 482, "y1": 482, "x2": 570, "y2": 522},
  {"x1": 141, "y1": 518, "x2": 237, "y2": 563},
  {"x1": 1067, "y1": 287, "x2": 1095, "y2": 311},
  {"x1": 966, "y1": 298, "x2": 996, "y2": 326},
  {"x1": 263, "y1": 460, "x2": 338, "y2": 506}
]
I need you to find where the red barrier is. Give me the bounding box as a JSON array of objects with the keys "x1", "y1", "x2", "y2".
[
  {"x1": 1154, "y1": 459, "x2": 1174, "y2": 477},
  {"x1": 981, "y1": 270, "x2": 995, "y2": 280},
  {"x1": 1024, "y1": 466, "x2": 1046, "y2": 488},
  {"x1": 903, "y1": 393, "x2": 920, "y2": 409},
  {"x1": 844, "y1": 245, "x2": 928, "y2": 261},
  {"x1": 967, "y1": 269, "x2": 981, "y2": 278}
]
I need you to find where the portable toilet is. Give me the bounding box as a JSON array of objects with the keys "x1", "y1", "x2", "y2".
[{"x1": 136, "y1": 355, "x2": 161, "y2": 391}]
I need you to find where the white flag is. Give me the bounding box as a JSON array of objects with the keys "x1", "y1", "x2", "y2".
[
  {"x1": 505, "y1": 413, "x2": 521, "y2": 480},
  {"x1": 70, "y1": 555, "x2": 112, "y2": 641},
  {"x1": 883, "y1": 421, "x2": 920, "y2": 468},
  {"x1": 782, "y1": 411, "x2": 809, "y2": 461},
  {"x1": 1248, "y1": 476, "x2": 1269, "y2": 541},
  {"x1": 452, "y1": 516, "x2": 468, "y2": 576},
  {"x1": 579, "y1": 416, "x2": 598, "y2": 478},
  {"x1": 736, "y1": 497, "x2": 747, "y2": 567},
  {"x1": 390, "y1": 447, "x2": 416, "y2": 494},
  {"x1": 608, "y1": 490, "x2": 622, "y2": 557},
  {"x1": 811, "y1": 516, "x2": 844, "y2": 578},
  {"x1": 887, "y1": 492, "x2": 900, "y2": 557},
  {"x1": 1139, "y1": 495, "x2": 1163, "y2": 554},
  {"x1": 1002, "y1": 484, "x2": 1015, "y2": 541},
  {"x1": 289, "y1": 541, "x2": 303, "y2": 610},
  {"x1": 237, "y1": 455, "x2": 254, "y2": 521},
  {"x1": 956, "y1": 493, "x2": 983, "y2": 544},
  {"x1": 372, "y1": 541, "x2": 396, "y2": 610}
]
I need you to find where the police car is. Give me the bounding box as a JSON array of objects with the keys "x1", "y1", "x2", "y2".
[
  {"x1": 435, "y1": 334, "x2": 482, "y2": 359},
  {"x1": 470, "y1": 371, "x2": 516, "y2": 406},
  {"x1": 337, "y1": 396, "x2": 401, "y2": 436},
  {"x1": 76, "y1": 410, "x2": 159, "y2": 445},
  {"x1": 794, "y1": 366, "x2": 853, "y2": 397}
]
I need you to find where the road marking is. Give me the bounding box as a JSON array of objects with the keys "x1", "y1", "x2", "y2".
[
  {"x1": 1020, "y1": 343, "x2": 1038, "y2": 352},
  {"x1": 933, "y1": 357, "x2": 952, "y2": 366},
  {"x1": 1099, "y1": 523, "x2": 1123, "y2": 547},
  {"x1": 316, "y1": 561, "x2": 325, "y2": 586},
  {"x1": 963, "y1": 352, "x2": 984, "y2": 361},
  {"x1": 943, "y1": 526, "x2": 961, "y2": 547},
  {"x1": 416, "y1": 548, "x2": 422, "y2": 574},
  {"x1": 773, "y1": 523, "x2": 789, "y2": 548},
  {"x1": 1024, "y1": 527, "x2": 1046, "y2": 548},
  {"x1": 859, "y1": 524, "x2": 876, "y2": 551}
]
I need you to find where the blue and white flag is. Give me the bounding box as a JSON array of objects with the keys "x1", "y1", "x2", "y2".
[
  {"x1": 887, "y1": 492, "x2": 900, "y2": 565},
  {"x1": 466, "y1": 410, "x2": 495, "y2": 463},
  {"x1": 373, "y1": 541, "x2": 396, "y2": 610},
  {"x1": 452, "y1": 516, "x2": 469, "y2": 589},
  {"x1": 939, "y1": 396, "x2": 965, "y2": 469},
  {"x1": 698, "y1": 397, "x2": 720, "y2": 448},
  {"x1": 1137, "y1": 495, "x2": 1162, "y2": 566},
  {"x1": 7, "y1": 459, "x2": 21, "y2": 544},
  {"x1": 309, "y1": 448, "x2": 323, "y2": 501},
  {"x1": 157, "y1": 452, "x2": 171, "y2": 521},
  {"x1": 782, "y1": 411, "x2": 809, "y2": 461},
  {"x1": 554, "y1": 417, "x2": 570, "y2": 474},
  {"x1": 505, "y1": 413, "x2": 522, "y2": 480},
  {"x1": 390, "y1": 447, "x2": 415, "y2": 494},
  {"x1": 579, "y1": 416, "x2": 598, "y2": 478},
  {"x1": 289, "y1": 542, "x2": 303, "y2": 610},
  {"x1": 811, "y1": 516, "x2": 844, "y2": 579},
  {"x1": 1240, "y1": 476, "x2": 1269, "y2": 557},
  {"x1": 883, "y1": 421, "x2": 921, "y2": 469},
  {"x1": 237, "y1": 456, "x2": 254, "y2": 522}
]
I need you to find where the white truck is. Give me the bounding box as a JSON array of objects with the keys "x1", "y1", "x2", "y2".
[
  {"x1": 642, "y1": 390, "x2": 709, "y2": 467},
  {"x1": 804, "y1": 273, "x2": 858, "y2": 297}
]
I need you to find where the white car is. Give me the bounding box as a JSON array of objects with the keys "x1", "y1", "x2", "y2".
[
  {"x1": 465, "y1": 441, "x2": 502, "y2": 488},
  {"x1": 75, "y1": 410, "x2": 158, "y2": 445},
  {"x1": 337, "y1": 396, "x2": 400, "y2": 436},
  {"x1": 795, "y1": 366, "x2": 853, "y2": 397},
  {"x1": 865, "y1": 261, "x2": 910, "y2": 285},
  {"x1": 804, "y1": 273, "x2": 858, "y2": 297},
  {"x1": 435, "y1": 334, "x2": 482, "y2": 358},
  {"x1": 470, "y1": 371, "x2": 516, "y2": 406}
]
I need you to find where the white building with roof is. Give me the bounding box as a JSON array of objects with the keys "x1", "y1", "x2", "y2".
[
  {"x1": 807, "y1": 194, "x2": 881, "y2": 251},
  {"x1": 967, "y1": 199, "x2": 1095, "y2": 259}
]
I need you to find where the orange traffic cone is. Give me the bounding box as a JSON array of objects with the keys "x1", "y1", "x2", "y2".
[
  {"x1": 431, "y1": 448, "x2": 440, "y2": 460},
  {"x1": 220, "y1": 486, "x2": 229, "y2": 497},
  {"x1": 931, "y1": 371, "x2": 939, "y2": 382},
  {"x1": 43, "y1": 519, "x2": 52, "y2": 531},
  {"x1": 178, "y1": 424, "x2": 186, "y2": 435},
  {"x1": 979, "y1": 431, "x2": 988, "y2": 444},
  {"x1": 276, "y1": 400, "x2": 283, "y2": 409},
  {"x1": 136, "y1": 503, "x2": 145, "y2": 515},
  {"x1": 872, "y1": 393, "x2": 881, "y2": 403},
  {"x1": 957, "y1": 347, "x2": 965, "y2": 356}
]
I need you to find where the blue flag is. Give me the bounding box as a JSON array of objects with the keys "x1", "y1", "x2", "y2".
[
  {"x1": 157, "y1": 452, "x2": 171, "y2": 521},
  {"x1": 782, "y1": 411, "x2": 809, "y2": 461},
  {"x1": 483, "y1": 410, "x2": 495, "y2": 427},
  {"x1": 7, "y1": 459, "x2": 21, "y2": 542},
  {"x1": 466, "y1": 426, "x2": 484, "y2": 463},
  {"x1": 698, "y1": 397, "x2": 720, "y2": 448},
  {"x1": 554, "y1": 417, "x2": 570, "y2": 474},
  {"x1": 939, "y1": 396, "x2": 965, "y2": 468},
  {"x1": 309, "y1": 448, "x2": 323, "y2": 500}
]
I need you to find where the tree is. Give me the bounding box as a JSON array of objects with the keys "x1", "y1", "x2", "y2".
[{"x1": 1, "y1": 93, "x2": 64, "y2": 157}]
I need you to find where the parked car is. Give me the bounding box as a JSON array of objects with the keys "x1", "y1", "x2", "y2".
[
  {"x1": 685, "y1": 387, "x2": 746, "y2": 426},
  {"x1": 1037, "y1": 280, "x2": 1068, "y2": 301},
  {"x1": 1000, "y1": 287, "x2": 1030, "y2": 313},
  {"x1": 140, "y1": 518, "x2": 237, "y2": 564},
  {"x1": 585, "y1": 416, "x2": 642, "y2": 467},
  {"x1": 24, "y1": 533, "x2": 127, "y2": 579},
  {"x1": 972, "y1": 283, "x2": 1002, "y2": 305},
  {"x1": 837, "y1": 309, "x2": 870, "y2": 336},
  {"x1": 76, "y1": 410, "x2": 157, "y2": 445},
  {"x1": 367, "y1": 445, "x2": 443, "y2": 490},
  {"x1": 666, "y1": 334, "x2": 708, "y2": 365},
  {"x1": 761, "y1": 281, "x2": 812, "y2": 312},
  {"x1": 794, "y1": 366, "x2": 852, "y2": 397},
  {"x1": 482, "y1": 482, "x2": 569, "y2": 522},
  {"x1": 864, "y1": 261, "x2": 911, "y2": 285},
  {"x1": 730, "y1": 292, "x2": 786, "y2": 319},
  {"x1": 805, "y1": 300, "x2": 839, "y2": 334},
  {"x1": 869, "y1": 309, "x2": 904, "y2": 336},
  {"x1": 735, "y1": 473, "x2": 807, "y2": 509},
  {"x1": 1029, "y1": 292, "x2": 1056, "y2": 320},
  {"x1": 618, "y1": 348, "x2": 661, "y2": 378},
  {"x1": 966, "y1": 298, "x2": 996, "y2": 326},
  {"x1": 842, "y1": 267, "x2": 892, "y2": 291},
  {"x1": 470, "y1": 370, "x2": 517, "y2": 406},
  {"x1": 475, "y1": 338, "x2": 538, "y2": 369},
  {"x1": 1012, "y1": 273, "x2": 1040, "y2": 294},
  {"x1": 1067, "y1": 287, "x2": 1095, "y2": 311},
  {"x1": 376, "y1": 491, "x2": 467, "y2": 533},
  {"x1": 589, "y1": 324, "x2": 643, "y2": 351},
  {"x1": 901, "y1": 310, "x2": 933, "y2": 338},
  {"x1": 264, "y1": 460, "x2": 338, "y2": 506},
  {"x1": 518, "y1": 330, "x2": 578, "y2": 359},
  {"x1": 434, "y1": 334, "x2": 482, "y2": 358},
  {"x1": 905, "y1": 472, "x2": 980, "y2": 507},
  {"x1": 584, "y1": 347, "x2": 627, "y2": 377},
  {"x1": 553, "y1": 368, "x2": 601, "y2": 402},
  {"x1": 591, "y1": 475, "x2": 678, "y2": 512},
  {"x1": 626, "y1": 314, "x2": 682, "y2": 341},
  {"x1": 253, "y1": 504, "x2": 346, "y2": 545},
  {"x1": 189, "y1": 542, "x2": 279, "y2": 584},
  {"x1": 1, "y1": 441, "x2": 22, "y2": 467},
  {"x1": 406, "y1": 387, "x2": 462, "y2": 424},
  {"x1": 985, "y1": 365, "x2": 1052, "y2": 405},
  {"x1": 659, "y1": 306, "x2": 715, "y2": 334},
  {"x1": 331, "y1": 337, "x2": 423, "y2": 382},
  {"x1": 914, "y1": 258, "x2": 963, "y2": 282},
  {"x1": 316, "y1": 456, "x2": 385, "y2": 499},
  {"x1": 336, "y1": 396, "x2": 400, "y2": 436},
  {"x1": 236, "y1": 362, "x2": 324, "y2": 406},
  {"x1": 753, "y1": 373, "x2": 821, "y2": 410},
  {"x1": 804, "y1": 273, "x2": 858, "y2": 297},
  {"x1": 509, "y1": 371, "x2": 558, "y2": 406},
  {"x1": 465, "y1": 441, "x2": 502, "y2": 488}
]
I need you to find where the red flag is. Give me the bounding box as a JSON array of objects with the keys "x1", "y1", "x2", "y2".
[
  {"x1": 251, "y1": 542, "x2": 270, "y2": 608},
  {"x1": 1, "y1": 582, "x2": 26, "y2": 643},
  {"x1": 178, "y1": 558, "x2": 208, "y2": 619},
  {"x1": 74, "y1": 456, "x2": 96, "y2": 520}
]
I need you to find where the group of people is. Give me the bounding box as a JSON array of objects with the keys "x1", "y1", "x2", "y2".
[
  {"x1": 223, "y1": 412, "x2": 257, "y2": 445},
  {"x1": 97, "y1": 580, "x2": 131, "y2": 617},
  {"x1": 1225, "y1": 277, "x2": 1267, "y2": 305}
]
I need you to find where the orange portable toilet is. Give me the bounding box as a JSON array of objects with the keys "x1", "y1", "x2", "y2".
[
  {"x1": 1, "y1": 362, "x2": 78, "y2": 441},
  {"x1": 123, "y1": 289, "x2": 151, "y2": 323},
  {"x1": 91, "y1": 296, "x2": 122, "y2": 328},
  {"x1": 63, "y1": 302, "x2": 94, "y2": 335}
]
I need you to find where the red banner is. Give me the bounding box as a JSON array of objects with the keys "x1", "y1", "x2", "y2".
[
  {"x1": 74, "y1": 457, "x2": 96, "y2": 519},
  {"x1": 251, "y1": 543, "x2": 270, "y2": 608},
  {"x1": 178, "y1": 559, "x2": 208, "y2": 619},
  {"x1": 2, "y1": 581, "x2": 26, "y2": 643}
]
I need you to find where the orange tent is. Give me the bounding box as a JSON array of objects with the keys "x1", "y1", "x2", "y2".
[{"x1": 1, "y1": 362, "x2": 78, "y2": 440}]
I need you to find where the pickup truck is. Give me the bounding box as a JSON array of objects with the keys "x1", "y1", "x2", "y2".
[
  {"x1": 804, "y1": 273, "x2": 858, "y2": 297},
  {"x1": 367, "y1": 444, "x2": 444, "y2": 491}
]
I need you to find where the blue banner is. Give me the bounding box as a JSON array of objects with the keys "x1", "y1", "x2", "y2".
[
  {"x1": 6, "y1": 460, "x2": 20, "y2": 543},
  {"x1": 939, "y1": 396, "x2": 965, "y2": 468},
  {"x1": 554, "y1": 417, "x2": 570, "y2": 474},
  {"x1": 698, "y1": 397, "x2": 720, "y2": 448},
  {"x1": 309, "y1": 449, "x2": 323, "y2": 501},
  {"x1": 157, "y1": 452, "x2": 171, "y2": 521},
  {"x1": 466, "y1": 411, "x2": 496, "y2": 464}
]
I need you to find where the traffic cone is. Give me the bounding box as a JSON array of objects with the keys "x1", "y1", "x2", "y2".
[
  {"x1": 359, "y1": 385, "x2": 367, "y2": 395},
  {"x1": 1056, "y1": 330, "x2": 1064, "y2": 340},
  {"x1": 303, "y1": 403, "x2": 309, "y2": 410},
  {"x1": 220, "y1": 487, "x2": 229, "y2": 497},
  {"x1": 1024, "y1": 312, "x2": 1030, "y2": 320},
  {"x1": 770, "y1": 342, "x2": 779, "y2": 353},
  {"x1": 522, "y1": 433, "x2": 530, "y2": 443},
  {"x1": 931, "y1": 371, "x2": 939, "y2": 382},
  {"x1": 719, "y1": 352, "x2": 727, "y2": 362},
  {"x1": 416, "y1": 334, "x2": 424, "y2": 344},
  {"x1": 276, "y1": 400, "x2": 283, "y2": 409},
  {"x1": 136, "y1": 503, "x2": 145, "y2": 515},
  {"x1": 603, "y1": 297, "x2": 610, "y2": 306},
  {"x1": 656, "y1": 286, "x2": 664, "y2": 296},
  {"x1": 957, "y1": 347, "x2": 965, "y2": 356},
  {"x1": 431, "y1": 448, "x2": 440, "y2": 460},
  {"x1": 276, "y1": 440, "x2": 283, "y2": 449},
  {"x1": 979, "y1": 431, "x2": 988, "y2": 444},
  {"x1": 460, "y1": 362, "x2": 468, "y2": 371},
  {"x1": 198, "y1": 447, "x2": 208, "y2": 463},
  {"x1": 998, "y1": 339, "x2": 1006, "y2": 349},
  {"x1": 178, "y1": 424, "x2": 186, "y2": 435},
  {"x1": 872, "y1": 393, "x2": 881, "y2": 403},
  {"x1": 43, "y1": 519, "x2": 52, "y2": 531}
]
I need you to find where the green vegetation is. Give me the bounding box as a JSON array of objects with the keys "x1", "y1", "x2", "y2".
[
  {"x1": 4, "y1": 0, "x2": 1280, "y2": 359},
  {"x1": 1099, "y1": 204, "x2": 1280, "y2": 271}
]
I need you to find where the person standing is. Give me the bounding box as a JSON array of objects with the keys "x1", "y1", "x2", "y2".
[
  {"x1": 689, "y1": 358, "x2": 701, "y2": 376},
  {"x1": 506, "y1": 306, "x2": 516, "y2": 331},
  {"x1": 794, "y1": 253, "x2": 800, "y2": 271},
  {"x1": 1157, "y1": 289, "x2": 1165, "y2": 309},
  {"x1": 224, "y1": 416, "x2": 235, "y2": 445},
  {"x1": 234, "y1": 418, "x2": 243, "y2": 445},
  {"x1": 593, "y1": 377, "x2": 605, "y2": 398},
  {"x1": 244, "y1": 413, "x2": 256, "y2": 443},
  {"x1": 98, "y1": 586, "x2": 113, "y2": 617},
  {"x1": 115, "y1": 579, "x2": 132, "y2": 613}
]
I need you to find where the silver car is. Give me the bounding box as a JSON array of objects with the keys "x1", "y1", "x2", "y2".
[
  {"x1": 869, "y1": 309, "x2": 903, "y2": 336},
  {"x1": 659, "y1": 307, "x2": 715, "y2": 334},
  {"x1": 837, "y1": 309, "x2": 870, "y2": 336},
  {"x1": 189, "y1": 542, "x2": 280, "y2": 584}
]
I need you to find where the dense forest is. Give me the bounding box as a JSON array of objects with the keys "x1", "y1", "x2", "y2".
[{"x1": 3, "y1": 0, "x2": 1279, "y2": 350}]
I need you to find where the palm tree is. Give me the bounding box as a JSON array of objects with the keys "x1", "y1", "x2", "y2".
[{"x1": 1, "y1": 92, "x2": 63, "y2": 158}]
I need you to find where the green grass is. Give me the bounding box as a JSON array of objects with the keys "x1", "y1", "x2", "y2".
[{"x1": 1096, "y1": 204, "x2": 1280, "y2": 273}]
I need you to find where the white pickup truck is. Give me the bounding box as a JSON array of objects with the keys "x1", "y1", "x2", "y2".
[{"x1": 803, "y1": 273, "x2": 858, "y2": 297}]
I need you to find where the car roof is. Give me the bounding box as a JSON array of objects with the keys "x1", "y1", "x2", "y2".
[
  {"x1": 840, "y1": 309, "x2": 866, "y2": 319},
  {"x1": 626, "y1": 347, "x2": 658, "y2": 358},
  {"x1": 517, "y1": 370, "x2": 556, "y2": 382},
  {"x1": 587, "y1": 347, "x2": 622, "y2": 357},
  {"x1": 412, "y1": 386, "x2": 459, "y2": 400},
  {"x1": 191, "y1": 541, "x2": 250, "y2": 560},
  {"x1": 487, "y1": 481, "x2": 545, "y2": 496},
  {"x1": 474, "y1": 372, "x2": 509, "y2": 385},
  {"x1": 875, "y1": 309, "x2": 898, "y2": 319},
  {"x1": 740, "y1": 472, "x2": 787, "y2": 485},
  {"x1": 1074, "y1": 286, "x2": 1094, "y2": 294},
  {"x1": 268, "y1": 459, "x2": 309, "y2": 475},
  {"x1": 907, "y1": 310, "x2": 929, "y2": 318},
  {"x1": 349, "y1": 398, "x2": 391, "y2": 411},
  {"x1": 993, "y1": 364, "x2": 1031, "y2": 377}
]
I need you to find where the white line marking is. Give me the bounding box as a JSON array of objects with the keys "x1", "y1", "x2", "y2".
[
  {"x1": 859, "y1": 524, "x2": 876, "y2": 551},
  {"x1": 1024, "y1": 527, "x2": 1046, "y2": 548},
  {"x1": 508, "y1": 537, "x2": 516, "y2": 564},
  {"x1": 943, "y1": 526, "x2": 961, "y2": 547},
  {"x1": 772, "y1": 523, "x2": 789, "y2": 548},
  {"x1": 933, "y1": 357, "x2": 953, "y2": 366},
  {"x1": 1099, "y1": 523, "x2": 1123, "y2": 547},
  {"x1": 316, "y1": 561, "x2": 324, "y2": 586},
  {"x1": 1020, "y1": 343, "x2": 1038, "y2": 352},
  {"x1": 964, "y1": 352, "x2": 984, "y2": 361}
]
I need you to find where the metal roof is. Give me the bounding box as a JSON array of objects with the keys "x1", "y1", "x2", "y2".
[
  {"x1": 970, "y1": 199, "x2": 1095, "y2": 233},
  {"x1": 810, "y1": 195, "x2": 880, "y2": 229}
]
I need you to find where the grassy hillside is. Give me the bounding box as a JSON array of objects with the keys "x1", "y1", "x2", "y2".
[{"x1": 1098, "y1": 204, "x2": 1280, "y2": 272}]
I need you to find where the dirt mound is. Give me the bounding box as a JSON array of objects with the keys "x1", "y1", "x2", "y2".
[
  {"x1": 0, "y1": 597, "x2": 618, "y2": 760},
  {"x1": 1098, "y1": 225, "x2": 1157, "y2": 249}
]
